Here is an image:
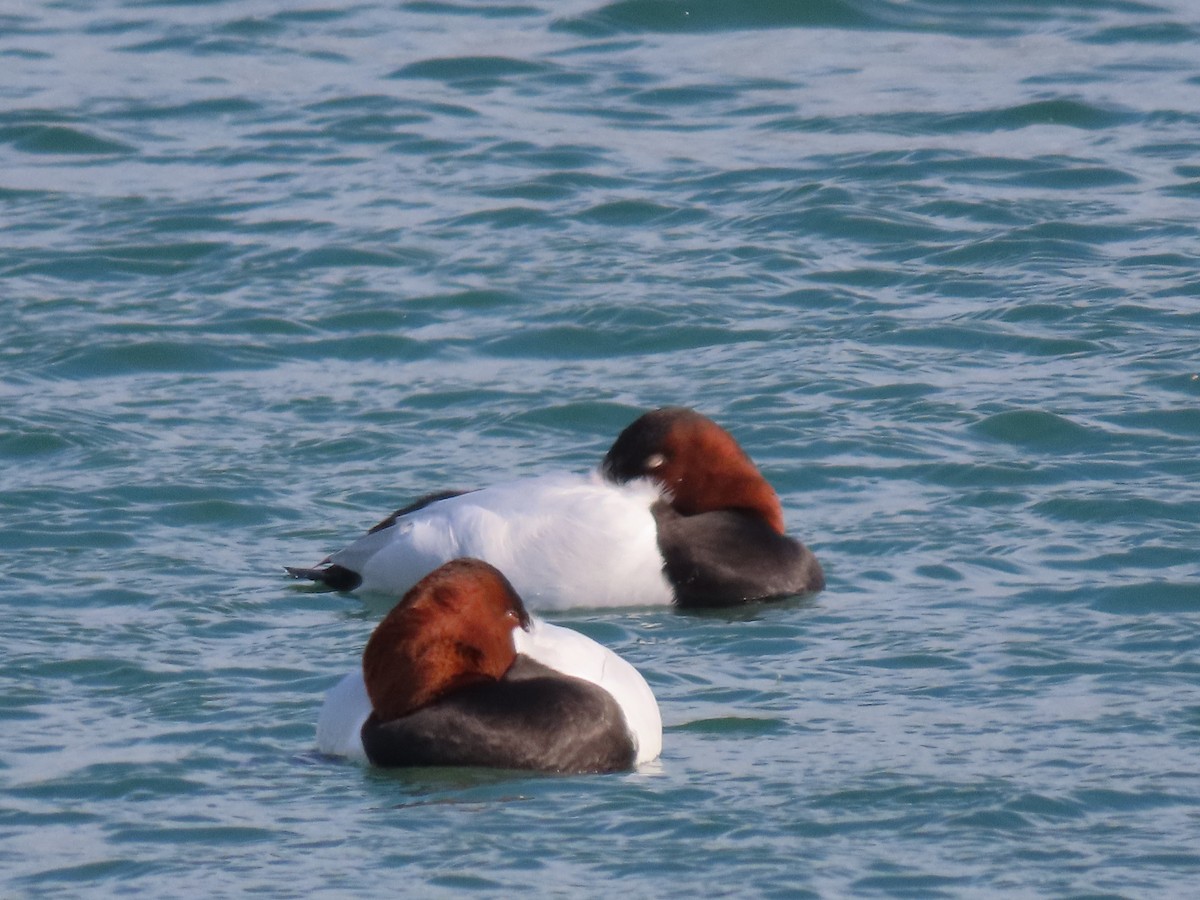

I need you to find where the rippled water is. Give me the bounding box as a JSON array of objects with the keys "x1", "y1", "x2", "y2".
[{"x1": 3, "y1": 0, "x2": 1200, "y2": 896}]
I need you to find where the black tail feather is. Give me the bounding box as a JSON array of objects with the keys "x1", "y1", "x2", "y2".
[{"x1": 285, "y1": 564, "x2": 363, "y2": 592}]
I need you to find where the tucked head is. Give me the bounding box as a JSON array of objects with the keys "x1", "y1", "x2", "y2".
[
  {"x1": 361, "y1": 558, "x2": 531, "y2": 722},
  {"x1": 601, "y1": 407, "x2": 785, "y2": 534}
]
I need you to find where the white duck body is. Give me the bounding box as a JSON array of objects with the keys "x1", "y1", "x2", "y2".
[{"x1": 326, "y1": 472, "x2": 674, "y2": 610}]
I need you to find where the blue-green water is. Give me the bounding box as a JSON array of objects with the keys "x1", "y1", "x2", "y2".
[{"x1": 3, "y1": 0, "x2": 1200, "y2": 895}]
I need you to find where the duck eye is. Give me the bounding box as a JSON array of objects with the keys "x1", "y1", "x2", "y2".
[{"x1": 644, "y1": 453, "x2": 666, "y2": 471}]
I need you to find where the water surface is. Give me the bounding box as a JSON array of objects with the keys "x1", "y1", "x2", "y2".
[{"x1": 3, "y1": 1, "x2": 1200, "y2": 896}]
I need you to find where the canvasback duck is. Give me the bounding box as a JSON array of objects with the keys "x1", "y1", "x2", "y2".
[
  {"x1": 289, "y1": 407, "x2": 824, "y2": 609},
  {"x1": 316, "y1": 558, "x2": 662, "y2": 772}
]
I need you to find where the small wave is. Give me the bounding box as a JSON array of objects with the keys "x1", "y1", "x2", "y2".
[{"x1": 1, "y1": 122, "x2": 133, "y2": 156}]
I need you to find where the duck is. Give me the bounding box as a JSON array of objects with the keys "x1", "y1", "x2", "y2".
[
  {"x1": 316, "y1": 558, "x2": 662, "y2": 773},
  {"x1": 289, "y1": 407, "x2": 824, "y2": 609}
]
